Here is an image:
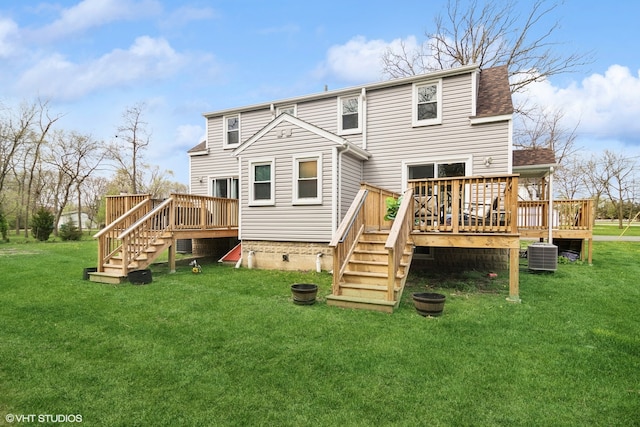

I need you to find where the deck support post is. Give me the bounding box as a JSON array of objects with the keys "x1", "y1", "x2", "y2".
[
  {"x1": 506, "y1": 247, "x2": 521, "y2": 303},
  {"x1": 168, "y1": 240, "x2": 176, "y2": 273}
]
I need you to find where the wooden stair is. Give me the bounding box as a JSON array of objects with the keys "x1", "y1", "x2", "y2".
[
  {"x1": 90, "y1": 233, "x2": 173, "y2": 284},
  {"x1": 327, "y1": 230, "x2": 414, "y2": 313}
]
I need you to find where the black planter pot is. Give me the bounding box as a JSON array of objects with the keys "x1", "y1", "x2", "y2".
[
  {"x1": 291, "y1": 283, "x2": 318, "y2": 305},
  {"x1": 83, "y1": 267, "x2": 98, "y2": 280},
  {"x1": 412, "y1": 292, "x2": 446, "y2": 317},
  {"x1": 128, "y1": 269, "x2": 152, "y2": 285}
]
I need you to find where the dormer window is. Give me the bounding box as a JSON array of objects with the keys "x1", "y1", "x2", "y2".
[
  {"x1": 338, "y1": 94, "x2": 362, "y2": 135},
  {"x1": 224, "y1": 114, "x2": 240, "y2": 148},
  {"x1": 412, "y1": 80, "x2": 442, "y2": 127}
]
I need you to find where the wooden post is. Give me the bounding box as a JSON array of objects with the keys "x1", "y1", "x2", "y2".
[{"x1": 507, "y1": 247, "x2": 521, "y2": 303}]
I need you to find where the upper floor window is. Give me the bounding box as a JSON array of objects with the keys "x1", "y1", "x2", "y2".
[
  {"x1": 249, "y1": 159, "x2": 274, "y2": 206},
  {"x1": 293, "y1": 155, "x2": 322, "y2": 205},
  {"x1": 224, "y1": 115, "x2": 240, "y2": 148},
  {"x1": 276, "y1": 104, "x2": 296, "y2": 117},
  {"x1": 338, "y1": 94, "x2": 362, "y2": 135},
  {"x1": 412, "y1": 80, "x2": 442, "y2": 127}
]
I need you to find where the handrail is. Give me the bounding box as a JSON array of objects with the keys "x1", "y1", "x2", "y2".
[
  {"x1": 329, "y1": 189, "x2": 368, "y2": 246},
  {"x1": 385, "y1": 188, "x2": 414, "y2": 301},
  {"x1": 117, "y1": 198, "x2": 173, "y2": 240},
  {"x1": 329, "y1": 189, "x2": 368, "y2": 295},
  {"x1": 94, "y1": 198, "x2": 151, "y2": 239},
  {"x1": 94, "y1": 198, "x2": 153, "y2": 273}
]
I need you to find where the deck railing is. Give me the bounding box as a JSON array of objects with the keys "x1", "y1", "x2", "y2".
[
  {"x1": 104, "y1": 194, "x2": 153, "y2": 225},
  {"x1": 94, "y1": 199, "x2": 155, "y2": 272},
  {"x1": 96, "y1": 193, "x2": 239, "y2": 275},
  {"x1": 517, "y1": 199, "x2": 593, "y2": 231},
  {"x1": 409, "y1": 174, "x2": 519, "y2": 234},
  {"x1": 329, "y1": 183, "x2": 400, "y2": 295}
]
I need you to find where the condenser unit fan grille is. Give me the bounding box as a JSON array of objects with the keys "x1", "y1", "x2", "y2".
[{"x1": 528, "y1": 243, "x2": 557, "y2": 272}]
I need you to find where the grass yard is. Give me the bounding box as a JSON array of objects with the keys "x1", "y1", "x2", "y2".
[
  {"x1": 593, "y1": 222, "x2": 640, "y2": 237},
  {"x1": 0, "y1": 238, "x2": 639, "y2": 426}
]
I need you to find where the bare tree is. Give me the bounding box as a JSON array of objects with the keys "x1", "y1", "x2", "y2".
[
  {"x1": 598, "y1": 151, "x2": 638, "y2": 228},
  {"x1": 514, "y1": 107, "x2": 578, "y2": 167},
  {"x1": 45, "y1": 130, "x2": 106, "y2": 234},
  {"x1": 109, "y1": 102, "x2": 150, "y2": 194},
  {"x1": 82, "y1": 176, "x2": 109, "y2": 228},
  {"x1": 382, "y1": 0, "x2": 590, "y2": 94}
]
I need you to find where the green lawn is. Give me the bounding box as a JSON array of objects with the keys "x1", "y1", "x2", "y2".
[
  {"x1": 0, "y1": 238, "x2": 638, "y2": 426},
  {"x1": 593, "y1": 222, "x2": 640, "y2": 237}
]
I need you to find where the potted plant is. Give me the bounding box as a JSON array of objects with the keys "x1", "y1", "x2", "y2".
[{"x1": 384, "y1": 196, "x2": 402, "y2": 221}]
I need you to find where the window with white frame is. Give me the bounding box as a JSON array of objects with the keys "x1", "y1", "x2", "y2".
[
  {"x1": 293, "y1": 155, "x2": 322, "y2": 204},
  {"x1": 412, "y1": 80, "x2": 442, "y2": 126},
  {"x1": 224, "y1": 115, "x2": 240, "y2": 148},
  {"x1": 276, "y1": 104, "x2": 296, "y2": 116},
  {"x1": 249, "y1": 159, "x2": 274, "y2": 205},
  {"x1": 338, "y1": 94, "x2": 361, "y2": 134}
]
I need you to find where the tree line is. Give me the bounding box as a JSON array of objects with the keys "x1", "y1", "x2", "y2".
[{"x1": 0, "y1": 100, "x2": 186, "y2": 241}]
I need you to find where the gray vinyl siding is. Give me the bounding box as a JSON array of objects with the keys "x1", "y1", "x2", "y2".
[
  {"x1": 339, "y1": 154, "x2": 363, "y2": 221},
  {"x1": 238, "y1": 122, "x2": 335, "y2": 242},
  {"x1": 362, "y1": 73, "x2": 510, "y2": 191}
]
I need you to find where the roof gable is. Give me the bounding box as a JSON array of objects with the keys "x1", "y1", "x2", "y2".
[{"x1": 232, "y1": 113, "x2": 370, "y2": 160}]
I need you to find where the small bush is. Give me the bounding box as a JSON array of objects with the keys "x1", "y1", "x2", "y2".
[
  {"x1": 59, "y1": 218, "x2": 83, "y2": 241},
  {"x1": 30, "y1": 208, "x2": 55, "y2": 241}
]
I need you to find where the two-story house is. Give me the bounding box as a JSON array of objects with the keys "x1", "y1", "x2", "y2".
[
  {"x1": 94, "y1": 63, "x2": 592, "y2": 311},
  {"x1": 189, "y1": 63, "x2": 513, "y2": 275}
]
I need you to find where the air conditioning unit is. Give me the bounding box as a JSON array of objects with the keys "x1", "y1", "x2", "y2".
[{"x1": 528, "y1": 243, "x2": 557, "y2": 272}]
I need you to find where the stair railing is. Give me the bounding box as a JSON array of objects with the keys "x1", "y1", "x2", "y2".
[
  {"x1": 328, "y1": 189, "x2": 369, "y2": 295},
  {"x1": 384, "y1": 188, "x2": 414, "y2": 301},
  {"x1": 93, "y1": 198, "x2": 153, "y2": 272},
  {"x1": 117, "y1": 198, "x2": 174, "y2": 275}
]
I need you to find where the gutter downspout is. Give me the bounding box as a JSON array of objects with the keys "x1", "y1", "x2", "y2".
[
  {"x1": 361, "y1": 88, "x2": 367, "y2": 150},
  {"x1": 548, "y1": 167, "x2": 554, "y2": 244}
]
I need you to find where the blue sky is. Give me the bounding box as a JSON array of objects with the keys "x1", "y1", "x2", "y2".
[{"x1": 1, "y1": 0, "x2": 640, "y2": 184}]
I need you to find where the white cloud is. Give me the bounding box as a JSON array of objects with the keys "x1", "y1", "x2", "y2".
[
  {"x1": 0, "y1": 17, "x2": 19, "y2": 58},
  {"x1": 159, "y1": 6, "x2": 218, "y2": 29},
  {"x1": 316, "y1": 35, "x2": 432, "y2": 84},
  {"x1": 317, "y1": 36, "x2": 399, "y2": 83},
  {"x1": 175, "y1": 124, "x2": 205, "y2": 147},
  {"x1": 32, "y1": 0, "x2": 162, "y2": 41},
  {"x1": 17, "y1": 36, "x2": 186, "y2": 100},
  {"x1": 517, "y1": 65, "x2": 640, "y2": 144}
]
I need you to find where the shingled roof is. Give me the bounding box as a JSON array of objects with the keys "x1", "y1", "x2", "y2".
[
  {"x1": 474, "y1": 65, "x2": 513, "y2": 118},
  {"x1": 513, "y1": 148, "x2": 556, "y2": 167},
  {"x1": 188, "y1": 140, "x2": 206, "y2": 153}
]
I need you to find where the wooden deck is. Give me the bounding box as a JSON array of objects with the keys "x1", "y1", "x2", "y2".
[
  {"x1": 92, "y1": 193, "x2": 238, "y2": 282},
  {"x1": 329, "y1": 177, "x2": 594, "y2": 310}
]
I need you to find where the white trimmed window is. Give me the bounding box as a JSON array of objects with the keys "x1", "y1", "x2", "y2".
[
  {"x1": 412, "y1": 80, "x2": 442, "y2": 127},
  {"x1": 338, "y1": 94, "x2": 362, "y2": 135},
  {"x1": 249, "y1": 159, "x2": 274, "y2": 205},
  {"x1": 223, "y1": 114, "x2": 240, "y2": 148},
  {"x1": 276, "y1": 104, "x2": 296, "y2": 116},
  {"x1": 293, "y1": 155, "x2": 322, "y2": 204}
]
